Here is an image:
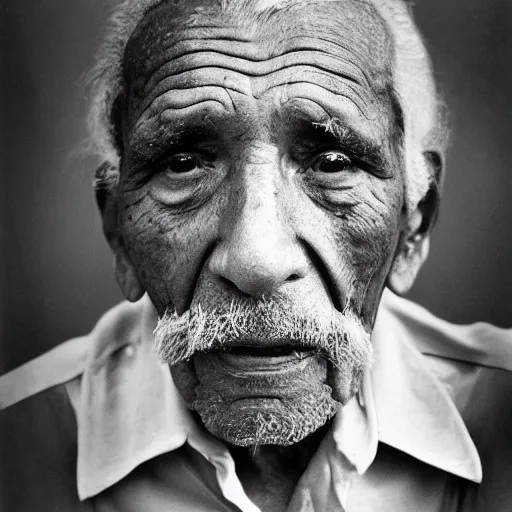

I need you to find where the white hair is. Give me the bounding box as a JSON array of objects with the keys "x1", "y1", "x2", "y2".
[{"x1": 88, "y1": 0, "x2": 447, "y2": 211}]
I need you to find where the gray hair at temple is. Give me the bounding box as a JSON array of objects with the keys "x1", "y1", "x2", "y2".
[{"x1": 88, "y1": 0, "x2": 448, "y2": 212}]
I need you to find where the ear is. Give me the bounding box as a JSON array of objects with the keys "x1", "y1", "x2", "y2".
[
  {"x1": 387, "y1": 150, "x2": 443, "y2": 295},
  {"x1": 95, "y1": 163, "x2": 145, "y2": 302}
]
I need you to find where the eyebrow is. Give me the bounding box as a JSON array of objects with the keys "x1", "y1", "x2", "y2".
[
  {"x1": 130, "y1": 121, "x2": 220, "y2": 163},
  {"x1": 163, "y1": 125, "x2": 217, "y2": 149}
]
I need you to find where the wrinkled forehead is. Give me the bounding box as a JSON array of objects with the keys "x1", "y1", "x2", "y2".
[{"x1": 124, "y1": 0, "x2": 394, "y2": 96}]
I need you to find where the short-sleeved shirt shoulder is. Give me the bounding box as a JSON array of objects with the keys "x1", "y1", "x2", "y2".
[
  {"x1": 0, "y1": 300, "x2": 145, "y2": 410},
  {"x1": 0, "y1": 301, "x2": 145, "y2": 512},
  {"x1": 0, "y1": 336, "x2": 89, "y2": 410}
]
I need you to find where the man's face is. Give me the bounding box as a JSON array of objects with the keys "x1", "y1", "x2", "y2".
[{"x1": 113, "y1": 0, "x2": 406, "y2": 446}]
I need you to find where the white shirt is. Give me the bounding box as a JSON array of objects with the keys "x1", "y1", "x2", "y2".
[{"x1": 2, "y1": 290, "x2": 512, "y2": 511}]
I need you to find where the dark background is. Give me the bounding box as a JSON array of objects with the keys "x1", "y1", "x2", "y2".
[{"x1": 1, "y1": 1, "x2": 511, "y2": 373}]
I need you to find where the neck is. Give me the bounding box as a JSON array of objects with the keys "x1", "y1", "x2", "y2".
[{"x1": 228, "y1": 421, "x2": 332, "y2": 512}]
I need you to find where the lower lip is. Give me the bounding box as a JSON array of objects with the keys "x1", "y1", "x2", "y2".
[
  {"x1": 193, "y1": 351, "x2": 329, "y2": 399},
  {"x1": 217, "y1": 351, "x2": 316, "y2": 371}
]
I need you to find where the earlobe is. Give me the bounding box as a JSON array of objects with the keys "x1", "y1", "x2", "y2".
[
  {"x1": 387, "y1": 184, "x2": 438, "y2": 295},
  {"x1": 114, "y1": 251, "x2": 145, "y2": 302},
  {"x1": 387, "y1": 234, "x2": 430, "y2": 295}
]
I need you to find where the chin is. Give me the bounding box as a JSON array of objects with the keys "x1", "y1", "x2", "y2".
[
  {"x1": 193, "y1": 389, "x2": 339, "y2": 447},
  {"x1": 171, "y1": 349, "x2": 366, "y2": 447}
]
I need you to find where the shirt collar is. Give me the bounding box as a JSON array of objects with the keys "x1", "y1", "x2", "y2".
[
  {"x1": 372, "y1": 292, "x2": 482, "y2": 483},
  {"x1": 72, "y1": 291, "x2": 482, "y2": 502}
]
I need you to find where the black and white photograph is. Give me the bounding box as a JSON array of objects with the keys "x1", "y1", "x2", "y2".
[{"x1": 1, "y1": 1, "x2": 511, "y2": 510}]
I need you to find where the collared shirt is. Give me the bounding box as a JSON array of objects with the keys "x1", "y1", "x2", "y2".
[{"x1": 1, "y1": 290, "x2": 512, "y2": 511}]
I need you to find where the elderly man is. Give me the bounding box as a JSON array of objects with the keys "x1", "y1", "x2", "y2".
[{"x1": 1, "y1": 0, "x2": 512, "y2": 511}]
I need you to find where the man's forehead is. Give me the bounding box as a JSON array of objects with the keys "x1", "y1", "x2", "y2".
[{"x1": 125, "y1": 0, "x2": 393, "y2": 88}]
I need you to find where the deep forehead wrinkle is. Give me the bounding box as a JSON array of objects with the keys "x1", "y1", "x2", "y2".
[
  {"x1": 126, "y1": 0, "x2": 391, "y2": 73},
  {"x1": 124, "y1": 0, "x2": 394, "y2": 98},
  {"x1": 138, "y1": 55, "x2": 374, "y2": 124}
]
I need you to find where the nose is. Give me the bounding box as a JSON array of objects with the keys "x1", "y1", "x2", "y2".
[{"x1": 209, "y1": 154, "x2": 310, "y2": 297}]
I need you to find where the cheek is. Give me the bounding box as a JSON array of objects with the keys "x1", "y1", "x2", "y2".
[
  {"x1": 323, "y1": 183, "x2": 402, "y2": 318},
  {"x1": 345, "y1": 199, "x2": 400, "y2": 274},
  {"x1": 120, "y1": 192, "x2": 222, "y2": 314}
]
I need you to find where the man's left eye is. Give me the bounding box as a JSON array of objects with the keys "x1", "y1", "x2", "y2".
[
  {"x1": 164, "y1": 154, "x2": 202, "y2": 174},
  {"x1": 310, "y1": 152, "x2": 354, "y2": 173}
]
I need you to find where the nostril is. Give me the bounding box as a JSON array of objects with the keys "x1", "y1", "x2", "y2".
[
  {"x1": 287, "y1": 274, "x2": 302, "y2": 282},
  {"x1": 217, "y1": 275, "x2": 242, "y2": 293}
]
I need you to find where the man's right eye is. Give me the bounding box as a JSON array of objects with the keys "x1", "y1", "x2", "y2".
[
  {"x1": 164, "y1": 153, "x2": 203, "y2": 174},
  {"x1": 308, "y1": 151, "x2": 355, "y2": 174}
]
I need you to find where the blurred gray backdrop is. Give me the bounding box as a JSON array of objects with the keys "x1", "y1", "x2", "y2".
[{"x1": 1, "y1": 1, "x2": 511, "y2": 372}]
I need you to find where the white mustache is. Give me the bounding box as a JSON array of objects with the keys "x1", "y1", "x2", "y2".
[{"x1": 153, "y1": 296, "x2": 373, "y2": 370}]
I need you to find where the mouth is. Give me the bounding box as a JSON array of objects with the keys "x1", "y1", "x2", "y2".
[
  {"x1": 216, "y1": 344, "x2": 316, "y2": 370},
  {"x1": 192, "y1": 343, "x2": 328, "y2": 400}
]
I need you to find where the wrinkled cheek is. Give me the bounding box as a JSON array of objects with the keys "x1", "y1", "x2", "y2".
[
  {"x1": 121, "y1": 198, "x2": 220, "y2": 314},
  {"x1": 335, "y1": 206, "x2": 401, "y2": 320}
]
